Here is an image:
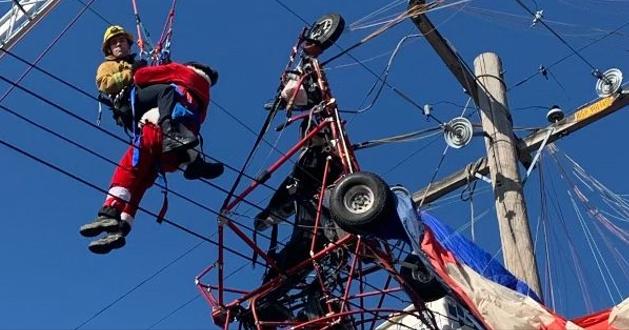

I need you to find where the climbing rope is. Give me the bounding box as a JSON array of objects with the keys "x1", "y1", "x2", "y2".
[{"x1": 130, "y1": 0, "x2": 177, "y2": 64}]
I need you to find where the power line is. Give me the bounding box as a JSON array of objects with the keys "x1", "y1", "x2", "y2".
[
  {"x1": 147, "y1": 295, "x2": 200, "y2": 329},
  {"x1": 0, "y1": 5, "x2": 331, "y2": 207},
  {"x1": 271, "y1": 0, "x2": 428, "y2": 114},
  {"x1": 7, "y1": 3, "x2": 442, "y2": 327},
  {"x1": 74, "y1": 241, "x2": 204, "y2": 329},
  {"x1": 0, "y1": 100, "x2": 295, "y2": 250},
  {"x1": 0, "y1": 136, "x2": 265, "y2": 266},
  {"x1": 509, "y1": 18, "x2": 629, "y2": 90},
  {"x1": 0, "y1": 47, "x2": 283, "y2": 193},
  {"x1": 0, "y1": 68, "x2": 320, "y2": 270},
  {"x1": 513, "y1": 0, "x2": 602, "y2": 77},
  {"x1": 0, "y1": 68, "x2": 299, "y2": 220},
  {"x1": 0, "y1": 0, "x2": 96, "y2": 105},
  {"x1": 75, "y1": 0, "x2": 112, "y2": 25},
  {"x1": 0, "y1": 2, "x2": 333, "y2": 299},
  {"x1": 147, "y1": 257, "x2": 255, "y2": 328}
]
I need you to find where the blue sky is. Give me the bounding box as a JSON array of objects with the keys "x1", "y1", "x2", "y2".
[{"x1": 0, "y1": 0, "x2": 627, "y2": 329}]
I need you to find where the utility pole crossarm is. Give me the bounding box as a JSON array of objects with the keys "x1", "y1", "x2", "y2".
[
  {"x1": 413, "y1": 93, "x2": 629, "y2": 205},
  {"x1": 522, "y1": 94, "x2": 628, "y2": 150},
  {"x1": 412, "y1": 158, "x2": 488, "y2": 205},
  {"x1": 408, "y1": 0, "x2": 480, "y2": 104}
]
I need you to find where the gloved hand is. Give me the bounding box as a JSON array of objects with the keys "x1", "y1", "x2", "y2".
[
  {"x1": 131, "y1": 59, "x2": 148, "y2": 71},
  {"x1": 97, "y1": 93, "x2": 114, "y2": 108},
  {"x1": 112, "y1": 105, "x2": 133, "y2": 129}
]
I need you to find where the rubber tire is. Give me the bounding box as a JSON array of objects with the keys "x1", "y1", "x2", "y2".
[
  {"x1": 307, "y1": 13, "x2": 345, "y2": 51},
  {"x1": 329, "y1": 172, "x2": 395, "y2": 234},
  {"x1": 400, "y1": 254, "x2": 447, "y2": 302}
]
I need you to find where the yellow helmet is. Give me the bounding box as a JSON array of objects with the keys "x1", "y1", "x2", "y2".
[{"x1": 102, "y1": 25, "x2": 134, "y2": 55}]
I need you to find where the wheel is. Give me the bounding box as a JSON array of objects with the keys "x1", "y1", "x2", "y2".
[
  {"x1": 307, "y1": 13, "x2": 345, "y2": 51},
  {"x1": 400, "y1": 254, "x2": 447, "y2": 302},
  {"x1": 329, "y1": 172, "x2": 395, "y2": 234}
]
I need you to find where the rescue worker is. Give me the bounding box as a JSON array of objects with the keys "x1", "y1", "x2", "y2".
[
  {"x1": 96, "y1": 25, "x2": 198, "y2": 153},
  {"x1": 80, "y1": 25, "x2": 224, "y2": 254}
]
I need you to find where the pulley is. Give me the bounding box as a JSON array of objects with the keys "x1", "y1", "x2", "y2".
[
  {"x1": 595, "y1": 68, "x2": 623, "y2": 98},
  {"x1": 444, "y1": 116, "x2": 473, "y2": 149}
]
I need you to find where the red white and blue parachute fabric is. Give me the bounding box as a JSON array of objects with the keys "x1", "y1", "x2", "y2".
[{"x1": 416, "y1": 211, "x2": 629, "y2": 329}]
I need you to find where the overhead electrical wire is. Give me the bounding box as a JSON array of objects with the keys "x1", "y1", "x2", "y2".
[
  {"x1": 321, "y1": 0, "x2": 472, "y2": 66},
  {"x1": 331, "y1": 0, "x2": 469, "y2": 73},
  {"x1": 75, "y1": 0, "x2": 112, "y2": 24},
  {"x1": 0, "y1": 74, "x2": 420, "y2": 328},
  {"x1": 147, "y1": 295, "x2": 200, "y2": 329},
  {"x1": 350, "y1": 0, "x2": 406, "y2": 31},
  {"x1": 384, "y1": 135, "x2": 441, "y2": 175},
  {"x1": 271, "y1": 0, "x2": 430, "y2": 115},
  {"x1": 513, "y1": 0, "x2": 602, "y2": 75},
  {"x1": 0, "y1": 17, "x2": 296, "y2": 251},
  {"x1": 0, "y1": 137, "x2": 264, "y2": 265},
  {"x1": 0, "y1": 98, "x2": 299, "y2": 253},
  {"x1": 343, "y1": 34, "x2": 423, "y2": 115},
  {"x1": 509, "y1": 16, "x2": 629, "y2": 91},
  {"x1": 0, "y1": 6, "x2": 381, "y2": 327},
  {"x1": 0, "y1": 0, "x2": 97, "y2": 105},
  {"x1": 460, "y1": 5, "x2": 627, "y2": 40},
  {"x1": 0, "y1": 47, "x2": 285, "y2": 194},
  {"x1": 1, "y1": 3, "x2": 448, "y2": 329},
  {"x1": 74, "y1": 241, "x2": 204, "y2": 329},
  {"x1": 0, "y1": 63, "x2": 324, "y2": 243},
  {"x1": 0, "y1": 3, "x2": 250, "y2": 328}
]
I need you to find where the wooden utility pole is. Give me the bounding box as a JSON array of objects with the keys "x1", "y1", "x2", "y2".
[
  {"x1": 473, "y1": 53, "x2": 541, "y2": 296},
  {"x1": 409, "y1": 0, "x2": 543, "y2": 296}
]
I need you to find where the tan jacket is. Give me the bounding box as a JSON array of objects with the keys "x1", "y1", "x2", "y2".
[{"x1": 95, "y1": 54, "x2": 134, "y2": 96}]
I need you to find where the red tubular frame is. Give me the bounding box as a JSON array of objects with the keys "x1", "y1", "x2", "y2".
[
  {"x1": 224, "y1": 119, "x2": 332, "y2": 212},
  {"x1": 196, "y1": 54, "x2": 434, "y2": 330}
]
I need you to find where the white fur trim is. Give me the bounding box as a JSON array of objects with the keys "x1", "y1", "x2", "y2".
[
  {"x1": 281, "y1": 79, "x2": 308, "y2": 106},
  {"x1": 186, "y1": 65, "x2": 212, "y2": 85},
  {"x1": 107, "y1": 186, "x2": 131, "y2": 202},
  {"x1": 121, "y1": 212, "x2": 134, "y2": 226},
  {"x1": 139, "y1": 107, "x2": 160, "y2": 126}
]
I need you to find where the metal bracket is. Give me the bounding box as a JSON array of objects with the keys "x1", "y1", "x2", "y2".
[
  {"x1": 522, "y1": 126, "x2": 555, "y2": 184},
  {"x1": 474, "y1": 172, "x2": 492, "y2": 184}
]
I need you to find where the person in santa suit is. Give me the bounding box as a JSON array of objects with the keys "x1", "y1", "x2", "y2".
[{"x1": 83, "y1": 25, "x2": 224, "y2": 254}]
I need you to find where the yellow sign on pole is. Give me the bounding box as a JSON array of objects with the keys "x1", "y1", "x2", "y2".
[{"x1": 574, "y1": 96, "x2": 616, "y2": 122}]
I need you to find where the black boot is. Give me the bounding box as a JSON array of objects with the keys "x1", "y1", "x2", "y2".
[
  {"x1": 183, "y1": 156, "x2": 224, "y2": 180},
  {"x1": 80, "y1": 206, "x2": 121, "y2": 237},
  {"x1": 87, "y1": 221, "x2": 131, "y2": 254},
  {"x1": 161, "y1": 118, "x2": 199, "y2": 153}
]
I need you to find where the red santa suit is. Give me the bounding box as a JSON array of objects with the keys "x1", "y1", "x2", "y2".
[{"x1": 102, "y1": 63, "x2": 212, "y2": 223}]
